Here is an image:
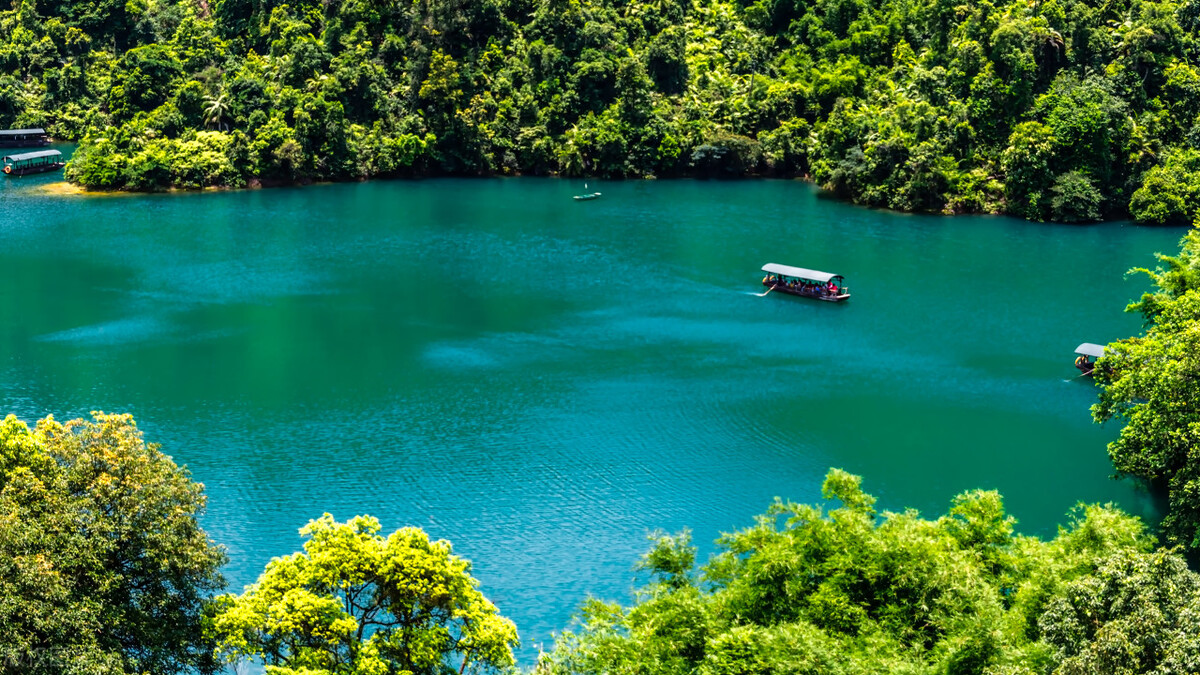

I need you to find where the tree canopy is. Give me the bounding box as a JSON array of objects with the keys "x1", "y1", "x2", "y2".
[
  {"x1": 0, "y1": 412, "x2": 226, "y2": 675},
  {"x1": 211, "y1": 513, "x2": 519, "y2": 675}
]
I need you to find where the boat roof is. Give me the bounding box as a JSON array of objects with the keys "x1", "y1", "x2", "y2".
[
  {"x1": 4, "y1": 149, "x2": 62, "y2": 162},
  {"x1": 761, "y1": 263, "x2": 841, "y2": 283},
  {"x1": 1075, "y1": 343, "x2": 1107, "y2": 357},
  {"x1": 0, "y1": 128, "x2": 46, "y2": 136}
]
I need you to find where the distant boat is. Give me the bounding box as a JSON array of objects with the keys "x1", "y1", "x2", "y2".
[
  {"x1": 574, "y1": 183, "x2": 601, "y2": 201},
  {"x1": 759, "y1": 263, "x2": 850, "y2": 302},
  {"x1": 3, "y1": 149, "x2": 64, "y2": 176},
  {"x1": 0, "y1": 128, "x2": 49, "y2": 148}
]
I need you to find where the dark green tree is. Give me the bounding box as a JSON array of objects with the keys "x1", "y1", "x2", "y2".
[{"x1": 0, "y1": 412, "x2": 227, "y2": 675}]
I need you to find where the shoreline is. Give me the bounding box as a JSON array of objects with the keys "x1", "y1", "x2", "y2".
[
  {"x1": 28, "y1": 175, "x2": 1183, "y2": 227},
  {"x1": 43, "y1": 172, "x2": 809, "y2": 197}
]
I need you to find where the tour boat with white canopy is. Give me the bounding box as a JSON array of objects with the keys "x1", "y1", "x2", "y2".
[
  {"x1": 2, "y1": 149, "x2": 63, "y2": 176},
  {"x1": 1074, "y1": 342, "x2": 1107, "y2": 376},
  {"x1": 760, "y1": 263, "x2": 850, "y2": 301}
]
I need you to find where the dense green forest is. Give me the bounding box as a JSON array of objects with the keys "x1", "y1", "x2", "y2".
[{"x1": 6, "y1": 0, "x2": 1200, "y2": 220}]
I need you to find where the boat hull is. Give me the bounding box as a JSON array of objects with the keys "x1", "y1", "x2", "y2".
[
  {"x1": 0, "y1": 139, "x2": 50, "y2": 149},
  {"x1": 4, "y1": 162, "x2": 64, "y2": 176},
  {"x1": 764, "y1": 282, "x2": 849, "y2": 302}
]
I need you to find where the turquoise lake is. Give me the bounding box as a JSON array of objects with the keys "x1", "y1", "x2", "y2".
[{"x1": 0, "y1": 163, "x2": 1186, "y2": 658}]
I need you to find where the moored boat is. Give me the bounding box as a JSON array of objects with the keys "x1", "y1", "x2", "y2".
[
  {"x1": 1073, "y1": 342, "x2": 1106, "y2": 377},
  {"x1": 760, "y1": 263, "x2": 850, "y2": 302},
  {"x1": 0, "y1": 128, "x2": 50, "y2": 148},
  {"x1": 3, "y1": 149, "x2": 64, "y2": 176}
]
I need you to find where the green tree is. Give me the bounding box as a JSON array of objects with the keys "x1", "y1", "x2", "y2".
[
  {"x1": 1001, "y1": 121, "x2": 1055, "y2": 220},
  {"x1": 0, "y1": 412, "x2": 227, "y2": 675},
  {"x1": 212, "y1": 513, "x2": 519, "y2": 675},
  {"x1": 107, "y1": 43, "x2": 183, "y2": 122},
  {"x1": 204, "y1": 91, "x2": 230, "y2": 130},
  {"x1": 1049, "y1": 171, "x2": 1103, "y2": 222},
  {"x1": 1093, "y1": 225, "x2": 1200, "y2": 551}
]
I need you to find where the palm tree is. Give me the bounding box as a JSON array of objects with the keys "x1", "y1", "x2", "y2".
[{"x1": 203, "y1": 92, "x2": 230, "y2": 131}]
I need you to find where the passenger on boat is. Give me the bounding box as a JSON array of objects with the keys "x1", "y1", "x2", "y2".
[
  {"x1": 1075, "y1": 355, "x2": 1089, "y2": 368},
  {"x1": 826, "y1": 280, "x2": 837, "y2": 294}
]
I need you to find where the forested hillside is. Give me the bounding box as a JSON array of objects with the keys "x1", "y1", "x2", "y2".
[{"x1": 5, "y1": 0, "x2": 1200, "y2": 213}]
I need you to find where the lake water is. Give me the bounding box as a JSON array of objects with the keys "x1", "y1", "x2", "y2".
[{"x1": 0, "y1": 161, "x2": 1185, "y2": 659}]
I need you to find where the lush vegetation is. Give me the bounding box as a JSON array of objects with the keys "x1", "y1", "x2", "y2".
[
  {"x1": 539, "y1": 469, "x2": 1200, "y2": 675},
  {"x1": 4, "y1": 0, "x2": 1200, "y2": 220},
  {"x1": 0, "y1": 412, "x2": 226, "y2": 675},
  {"x1": 1094, "y1": 223, "x2": 1200, "y2": 553}
]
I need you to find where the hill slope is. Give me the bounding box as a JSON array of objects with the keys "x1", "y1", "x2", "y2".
[{"x1": 4, "y1": 0, "x2": 1200, "y2": 221}]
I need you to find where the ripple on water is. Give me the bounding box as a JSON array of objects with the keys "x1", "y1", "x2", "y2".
[{"x1": 36, "y1": 315, "x2": 171, "y2": 346}]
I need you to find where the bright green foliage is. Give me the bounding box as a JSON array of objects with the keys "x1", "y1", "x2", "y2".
[
  {"x1": 211, "y1": 513, "x2": 519, "y2": 675},
  {"x1": 538, "y1": 469, "x2": 1186, "y2": 675},
  {"x1": 4, "y1": 0, "x2": 1200, "y2": 217},
  {"x1": 1093, "y1": 224, "x2": 1200, "y2": 551},
  {"x1": 0, "y1": 412, "x2": 227, "y2": 675}
]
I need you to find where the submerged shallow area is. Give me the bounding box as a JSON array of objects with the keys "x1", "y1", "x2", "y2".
[{"x1": 0, "y1": 173, "x2": 1184, "y2": 659}]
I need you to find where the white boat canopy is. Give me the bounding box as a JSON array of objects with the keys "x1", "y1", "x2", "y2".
[
  {"x1": 1075, "y1": 343, "x2": 1107, "y2": 358},
  {"x1": 3, "y1": 149, "x2": 61, "y2": 162},
  {"x1": 762, "y1": 263, "x2": 841, "y2": 283}
]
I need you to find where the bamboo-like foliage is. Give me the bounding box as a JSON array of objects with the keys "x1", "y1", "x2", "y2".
[{"x1": 538, "y1": 469, "x2": 1198, "y2": 675}]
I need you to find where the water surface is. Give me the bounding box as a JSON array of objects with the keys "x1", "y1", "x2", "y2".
[{"x1": 0, "y1": 167, "x2": 1184, "y2": 657}]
